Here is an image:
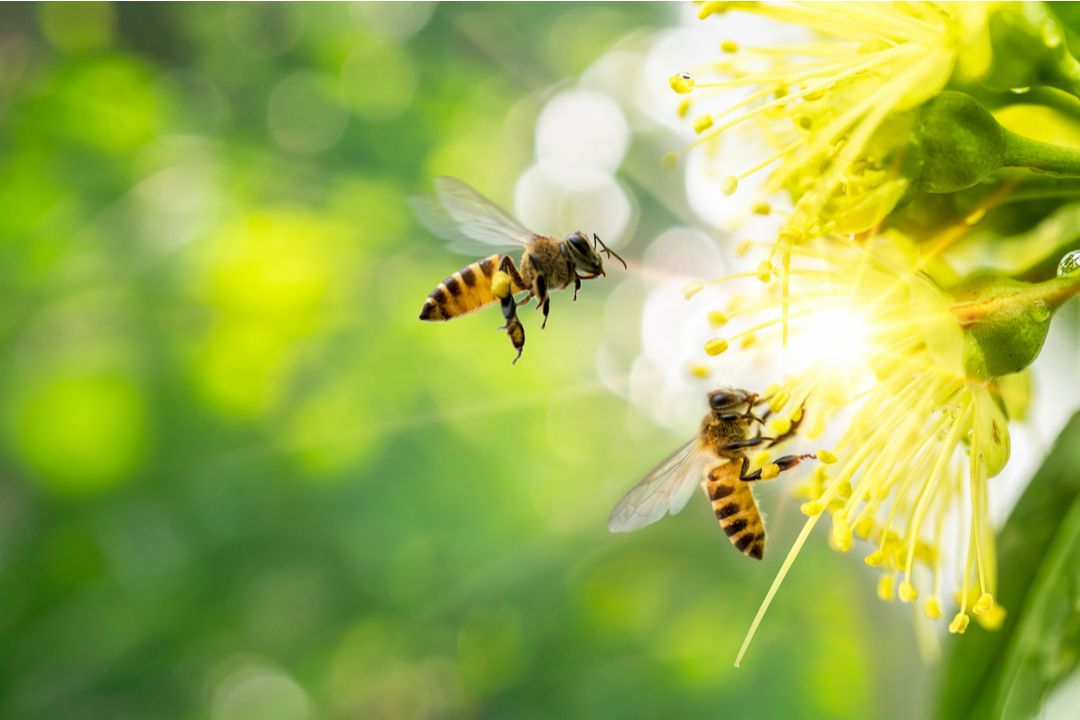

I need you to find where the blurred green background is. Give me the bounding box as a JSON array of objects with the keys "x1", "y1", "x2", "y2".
[{"x1": 0, "y1": 3, "x2": 933, "y2": 719}]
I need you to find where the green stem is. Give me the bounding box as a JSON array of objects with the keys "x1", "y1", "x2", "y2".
[{"x1": 1004, "y1": 132, "x2": 1080, "y2": 177}]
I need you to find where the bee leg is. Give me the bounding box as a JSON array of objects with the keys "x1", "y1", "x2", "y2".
[
  {"x1": 497, "y1": 255, "x2": 528, "y2": 289},
  {"x1": 541, "y1": 297, "x2": 551, "y2": 329},
  {"x1": 740, "y1": 453, "x2": 817, "y2": 482},
  {"x1": 534, "y1": 275, "x2": 548, "y2": 311},
  {"x1": 572, "y1": 274, "x2": 582, "y2": 301},
  {"x1": 765, "y1": 404, "x2": 807, "y2": 447},
  {"x1": 718, "y1": 437, "x2": 770, "y2": 452},
  {"x1": 717, "y1": 412, "x2": 764, "y2": 425},
  {"x1": 496, "y1": 293, "x2": 525, "y2": 364}
]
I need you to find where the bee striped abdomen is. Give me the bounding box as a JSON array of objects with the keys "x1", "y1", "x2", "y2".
[
  {"x1": 420, "y1": 255, "x2": 518, "y2": 321},
  {"x1": 705, "y1": 463, "x2": 765, "y2": 560}
]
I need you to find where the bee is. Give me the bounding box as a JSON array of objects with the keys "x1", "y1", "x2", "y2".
[
  {"x1": 412, "y1": 177, "x2": 625, "y2": 364},
  {"x1": 608, "y1": 389, "x2": 816, "y2": 560}
]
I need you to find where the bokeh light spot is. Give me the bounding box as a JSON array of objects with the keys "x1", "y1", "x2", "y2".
[
  {"x1": 340, "y1": 41, "x2": 419, "y2": 122},
  {"x1": 14, "y1": 374, "x2": 147, "y2": 495},
  {"x1": 40, "y1": 2, "x2": 116, "y2": 53},
  {"x1": 268, "y1": 72, "x2": 349, "y2": 154},
  {"x1": 226, "y1": 3, "x2": 304, "y2": 58},
  {"x1": 536, "y1": 89, "x2": 629, "y2": 191},
  {"x1": 350, "y1": 1, "x2": 436, "y2": 42}
]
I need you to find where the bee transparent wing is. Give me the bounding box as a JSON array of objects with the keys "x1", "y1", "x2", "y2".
[
  {"x1": 410, "y1": 176, "x2": 538, "y2": 255},
  {"x1": 608, "y1": 437, "x2": 707, "y2": 533}
]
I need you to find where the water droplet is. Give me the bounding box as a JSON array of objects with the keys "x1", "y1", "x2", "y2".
[
  {"x1": 1030, "y1": 301, "x2": 1050, "y2": 322},
  {"x1": 951, "y1": 407, "x2": 960, "y2": 419},
  {"x1": 937, "y1": 429, "x2": 948, "y2": 441},
  {"x1": 1058, "y1": 250, "x2": 1080, "y2": 277}
]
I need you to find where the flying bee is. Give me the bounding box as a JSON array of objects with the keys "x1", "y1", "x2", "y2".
[
  {"x1": 412, "y1": 176, "x2": 625, "y2": 364},
  {"x1": 608, "y1": 389, "x2": 817, "y2": 560}
]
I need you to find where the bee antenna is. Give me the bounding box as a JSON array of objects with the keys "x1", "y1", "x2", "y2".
[{"x1": 593, "y1": 233, "x2": 627, "y2": 270}]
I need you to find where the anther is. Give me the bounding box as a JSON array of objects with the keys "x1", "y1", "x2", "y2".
[
  {"x1": 949, "y1": 613, "x2": 970, "y2": 634},
  {"x1": 973, "y1": 592, "x2": 993, "y2": 615},
  {"x1": 801, "y1": 501, "x2": 823, "y2": 516},
  {"x1": 721, "y1": 40, "x2": 738, "y2": 53},
  {"x1": 662, "y1": 152, "x2": 677, "y2": 174},
  {"x1": 878, "y1": 576, "x2": 894, "y2": 601},
  {"x1": 704, "y1": 338, "x2": 729, "y2": 356},
  {"x1": 756, "y1": 260, "x2": 773, "y2": 283},
  {"x1": 707, "y1": 310, "x2": 728, "y2": 328},
  {"x1": 817, "y1": 450, "x2": 838, "y2": 464},
  {"x1": 693, "y1": 114, "x2": 714, "y2": 133},
  {"x1": 769, "y1": 390, "x2": 790, "y2": 413},
  {"x1": 865, "y1": 550, "x2": 885, "y2": 567},
  {"x1": 683, "y1": 280, "x2": 704, "y2": 300},
  {"x1": 669, "y1": 72, "x2": 695, "y2": 94},
  {"x1": 768, "y1": 417, "x2": 791, "y2": 435},
  {"x1": 899, "y1": 581, "x2": 918, "y2": 603},
  {"x1": 721, "y1": 175, "x2": 738, "y2": 196},
  {"x1": 750, "y1": 200, "x2": 770, "y2": 215}
]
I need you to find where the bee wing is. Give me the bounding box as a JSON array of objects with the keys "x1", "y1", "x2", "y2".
[
  {"x1": 410, "y1": 176, "x2": 538, "y2": 255},
  {"x1": 608, "y1": 437, "x2": 708, "y2": 533}
]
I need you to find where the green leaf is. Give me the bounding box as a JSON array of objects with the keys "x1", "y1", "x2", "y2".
[{"x1": 938, "y1": 412, "x2": 1080, "y2": 719}]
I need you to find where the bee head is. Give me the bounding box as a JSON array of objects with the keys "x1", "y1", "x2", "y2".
[
  {"x1": 565, "y1": 232, "x2": 626, "y2": 278},
  {"x1": 708, "y1": 389, "x2": 752, "y2": 414}
]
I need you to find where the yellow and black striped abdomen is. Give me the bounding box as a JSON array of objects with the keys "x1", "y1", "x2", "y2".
[
  {"x1": 419, "y1": 255, "x2": 520, "y2": 321},
  {"x1": 704, "y1": 462, "x2": 765, "y2": 560}
]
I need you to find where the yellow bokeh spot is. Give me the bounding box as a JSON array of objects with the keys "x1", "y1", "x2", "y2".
[
  {"x1": 789, "y1": 405, "x2": 802, "y2": 422},
  {"x1": 865, "y1": 550, "x2": 885, "y2": 567},
  {"x1": 855, "y1": 516, "x2": 874, "y2": 539},
  {"x1": 801, "y1": 501, "x2": 823, "y2": 516},
  {"x1": 924, "y1": 598, "x2": 942, "y2": 619},
  {"x1": 750, "y1": 200, "x2": 771, "y2": 215},
  {"x1": 688, "y1": 362, "x2": 710, "y2": 379},
  {"x1": 692, "y1": 114, "x2": 714, "y2": 133},
  {"x1": 721, "y1": 40, "x2": 738, "y2": 53},
  {"x1": 707, "y1": 310, "x2": 728, "y2": 329},
  {"x1": 877, "y1": 576, "x2": 894, "y2": 601},
  {"x1": 752, "y1": 451, "x2": 770, "y2": 468},
  {"x1": 975, "y1": 602, "x2": 1006, "y2": 630},
  {"x1": 14, "y1": 374, "x2": 147, "y2": 495}
]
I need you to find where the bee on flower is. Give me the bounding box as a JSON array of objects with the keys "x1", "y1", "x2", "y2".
[{"x1": 673, "y1": 226, "x2": 1080, "y2": 665}]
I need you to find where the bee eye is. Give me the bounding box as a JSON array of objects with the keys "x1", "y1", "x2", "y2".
[
  {"x1": 568, "y1": 233, "x2": 591, "y2": 255},
  {"x1": 709, "y1": 391, "x2": 739, "y2": 410}
]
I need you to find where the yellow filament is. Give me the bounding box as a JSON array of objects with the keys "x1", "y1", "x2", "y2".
[{"x1": 735, "y1": 514, "x2": 821, "y2": 667}]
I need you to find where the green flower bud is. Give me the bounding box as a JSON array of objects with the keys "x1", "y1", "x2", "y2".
[
  {"x1": 917, "y1": 91, "x2": 1080, "y2": 194},
  {"x1": 949, "y1": 271, "x2": 1080, "y2": 380}
]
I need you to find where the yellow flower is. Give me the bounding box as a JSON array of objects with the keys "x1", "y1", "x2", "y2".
[
  {"x1": 696, "y1": 231, "x2": 1013, "y2": 666},
  {"x1": 669, "y1": 1, "x2": 992, "y2": 344}
]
